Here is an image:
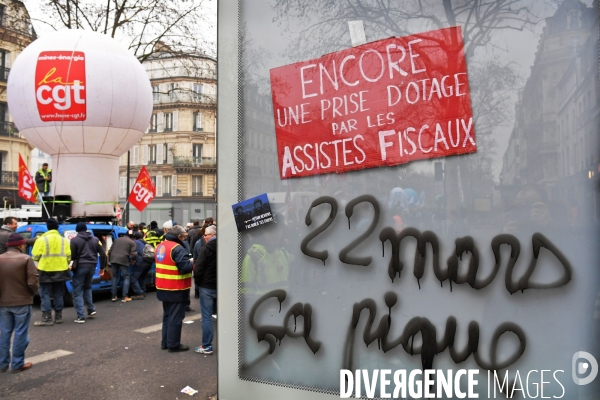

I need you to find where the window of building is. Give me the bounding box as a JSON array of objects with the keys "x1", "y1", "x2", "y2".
[
  {"x1": 193, "y1": 144, "x2": 202, "y2": 164},
  {"x1": 119, "y1": 177, "x2": 126, "y2": 198},
  {"x1": 38, "y1": 150, "x2": 45, "y2": 157},
  {"x1": 159, "y1": 143, "x2": 168, "y2": 164},
  {"x1": 0, "y1": 50, "x2": 9, "y2": 81},
  {"x1": 149, "y1": 114, "x2": 158, "y2": 132},
  {"x1": 149, "y1": 145, "x2": 157, "y2": 164},
  {"x1": 163, "y1": 175, "x2": 172, "y2": 196},
  {"x1": 0, "y1": 102, "x2": 6, "y2": 124},
  {"x1": 193, "y1": 83, "x2": 203, "y2": 100},
  {"x1": 193, "y1": 111, "x2": 203, "y2": 131},
  {"x1": 192, "y1": 175, "x2": 203, "y2": 196},
  {"x1": 165, "y1": 113, "x2": 173, "y2": 132},
  {"x1": 169, "y1": 83, "x2": 176, "y2": 100},
  {"x1": 567, "y1": 10, "x2": 581, "y2": 30},
  {"x1": 132, "y1": 146, "x2": 139, "y2": 165},
  {"x1": 152, "y1": 85, "x2": 160, "y2": 100}
]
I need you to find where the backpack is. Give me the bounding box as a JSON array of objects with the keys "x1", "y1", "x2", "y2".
[{"x1": 142, "y1": 243, "x2": 156, "y2": 263}]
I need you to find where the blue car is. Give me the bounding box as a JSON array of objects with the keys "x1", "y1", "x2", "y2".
[{"x1": 17, "y1": 223, "x2": 156, "y2": 306}]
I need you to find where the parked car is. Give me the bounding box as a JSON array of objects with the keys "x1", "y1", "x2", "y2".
[{"x1": 17, "y1": 223, "x2": 156, "y2": 306}]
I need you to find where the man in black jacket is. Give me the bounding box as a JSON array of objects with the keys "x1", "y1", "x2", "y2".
[
  {"x1": 194, "y1": 225, "x2": 216, "y2": 355},
  {"x1": 156, "y1": 225, "x2": 193, "y2": 352},
  {"x1": 34, "y1": 163, "x2": 52, "y2": 196},
  {"x1": 186, "y1": 220, "x2": 201, "y2": 250},
  {"x1": 69, "y1": 222, "x2": 107, "y2": 323},
  {"x1": 131, "y1": 232, "x2": 152, "y2": 299}
]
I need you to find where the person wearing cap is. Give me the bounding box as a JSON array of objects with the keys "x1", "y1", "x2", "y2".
[
  {"x1": 69, "y1": 222, "x2": 107, "y2": 323},
  {"x1": 0, "y1": 233, "x2": 38, "y2": 373},
  {"x1": 107, "y1": 230, "x2": 137, "y2": 302},
  {"x1": 32, "y1": 219, "x2": 71, "y2": 326},
  {"x1": 155, "y1": 225, "x2": 193, "y2": 352}
]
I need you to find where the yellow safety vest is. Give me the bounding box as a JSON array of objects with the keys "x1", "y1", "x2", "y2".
[
  {"x1": 38, "y1": 168, "x2": 51, "y2": 192},
  {"x1": 145, "y1": 230, "x2": 163, "y2": 248},
  {"x1": 241, "y1": 244, "x2": 289, "y2": 295},
  {"x1": 32, "y1": 229, "x2": 71, "y2": 272}
]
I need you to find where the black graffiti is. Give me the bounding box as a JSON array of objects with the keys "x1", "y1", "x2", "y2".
[
  {"x1": 339, "y1": 195, "x2": 380, "y2": 266},
  {"x1": 300, "y1": 196, "x2": 337, "y2": 265},
  {"x1": 301, "y1": 195, "x2": 572, "y2": 294},
  {"x1": 343, "y1": 292, "x2": 527, "y2": 372},
  {"x1": 504, "y1": 232, "x2": 572, "y2": 294},
  {"x1": 248, "y1": 290, "x2": 321, "y2": 355}
]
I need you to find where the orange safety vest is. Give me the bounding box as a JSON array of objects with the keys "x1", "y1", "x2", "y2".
[{"x1": 155, "y1": 240, "x2": 192, "y2": 291}]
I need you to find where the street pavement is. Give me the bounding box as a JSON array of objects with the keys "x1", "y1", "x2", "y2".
[{"x1": 0, "y1": 291, "x2": 217, "y2": 400}]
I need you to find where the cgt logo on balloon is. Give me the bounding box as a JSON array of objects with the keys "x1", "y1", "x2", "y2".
[{"x1": 35, "y1": 51, "x2": 86, "y2": 121}]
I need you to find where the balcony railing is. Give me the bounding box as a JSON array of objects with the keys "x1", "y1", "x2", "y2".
[
  {"x1": 0, "y1": 171, "x2": 18, "y2": 187},
  {"x1": 172, "y1": 156, "x2": 216, "y2": 168},
  {"x1": 153, "y1": 90, "x2": 216, "y2": 105},
  {"x1": 191, "y1": 191, "x2": 204, "y2": 196},
  {"x1": 0, "y1": 122, "x2": 20, "y2": 137}
]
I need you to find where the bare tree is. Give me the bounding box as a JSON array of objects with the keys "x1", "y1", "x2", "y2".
[
  {"x1": 272, "y1": 0, "x2": 541, "y2": 60},
  {"x1": 30, "y1": 0, "x2": 215, "y2": 61}
]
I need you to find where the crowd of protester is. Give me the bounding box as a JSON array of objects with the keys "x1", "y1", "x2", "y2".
[{"x1": 0, "y1": 216, "x2": 217, "y2": 373}]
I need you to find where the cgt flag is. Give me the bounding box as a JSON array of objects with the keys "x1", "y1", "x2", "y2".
[
  {"x1": 128, "y1": 166, "x2": 156, "y2": 212},
  {"x1": 18, "y1": 153, "x2": 38, "y2": 203}
]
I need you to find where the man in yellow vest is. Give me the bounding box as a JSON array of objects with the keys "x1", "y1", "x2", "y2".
[
  {"x1": 241, "y1": 221, "x2": 290, "y2": 297},
  {"x1": 34, "y1": 163, "x2": 52, "y2": 197},
  {"x1": 155, "y1": 225, "x2": 193, "y2": 352},
  {"x1": 32, "y1": 219, "x2": 71, "y2": 326}
]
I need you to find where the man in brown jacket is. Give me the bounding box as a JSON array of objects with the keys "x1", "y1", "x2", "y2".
[
  {"x1": 108, "y1": 233, "x2": 137, "y2": 302},
  {"x1": 0, "y1": 233, "x2": 38, "y2": 373}
]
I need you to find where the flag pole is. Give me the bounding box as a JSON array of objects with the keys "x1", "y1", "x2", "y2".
[{"x1": 38, "y1": 191, "x2": 50, "y2": 219}]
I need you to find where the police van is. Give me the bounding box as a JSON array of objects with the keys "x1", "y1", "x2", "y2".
[{"x1": 16, "y1": 223, "x2": 156, "y2": 306}]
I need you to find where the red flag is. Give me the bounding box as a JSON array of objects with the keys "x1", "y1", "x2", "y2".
[
  {"x1": 18, "y1": 154, "x2": 38, "y2": 203},
  {"x1": 128, "y1": 166, "x2": 156, "y2": 212}
]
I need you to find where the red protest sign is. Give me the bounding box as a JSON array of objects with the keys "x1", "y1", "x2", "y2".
[
  {"x1": 128, "y1": 166, "x2": 155, "y2": 212},
  {"x1": 270, "y1": 26, "x2": 476, "y2": 179},
  {"x1": 18, "y1": 153, "x2": 38, "y2": 203}
]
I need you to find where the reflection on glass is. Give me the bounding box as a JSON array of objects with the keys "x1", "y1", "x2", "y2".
[{"x1": 238, "y1": 0, "x2": 599, "y2": 397}]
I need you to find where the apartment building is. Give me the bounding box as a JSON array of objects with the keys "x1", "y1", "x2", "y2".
[
  {"x1": 119, "y1": 52, "x2": 217, "y2": 224},
  {"x1": 0, "y1": 0, "x2": 35, "y2": 206}
]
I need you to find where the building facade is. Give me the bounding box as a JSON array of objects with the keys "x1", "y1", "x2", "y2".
[
  {"x1": 499, "y1": 0, "x2": 599, "y2": 221},
  {"x1": 0, "y1": 0, "x2": 35, "y2": 206},
  {"x1": 118, "y1": 53, "x2": 217, "y2": 224}
]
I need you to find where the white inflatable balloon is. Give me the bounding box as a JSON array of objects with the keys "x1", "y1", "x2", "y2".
[{"x1": 7, "y1": 29, "x2": 152, "y2": 217}]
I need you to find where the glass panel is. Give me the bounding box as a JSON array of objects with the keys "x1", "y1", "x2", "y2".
[{"x1": 230, "y1": 0, "x2": 600, "y2": 398}]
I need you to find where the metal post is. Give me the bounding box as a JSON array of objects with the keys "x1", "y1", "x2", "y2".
[{"x1": 125, "y1": 150, "x2": 131, "y2": 225}]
